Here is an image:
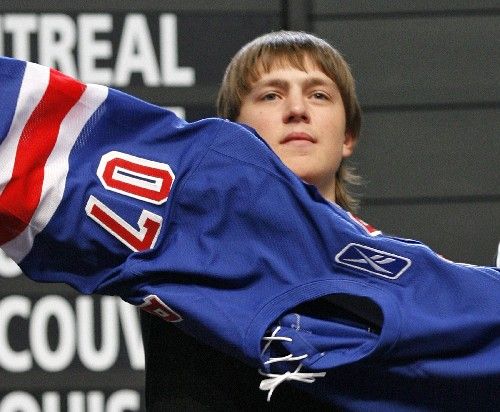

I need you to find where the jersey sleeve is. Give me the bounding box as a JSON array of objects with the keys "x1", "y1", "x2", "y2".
[
  {"x1": 0, "y1": 56, "x2": 201, "y2": 293},
  {"x1": 0, "y1": 57, "x2": 106, "y2": 257}
]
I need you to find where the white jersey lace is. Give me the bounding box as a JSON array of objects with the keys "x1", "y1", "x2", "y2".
[{"x1": 258, "y1": 325, "x2": 326, "y2": 401}]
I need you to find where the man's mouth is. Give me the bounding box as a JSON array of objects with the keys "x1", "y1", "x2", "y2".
[{"x1": 281, "y1": 132, "x2": 316, "y2": 144}]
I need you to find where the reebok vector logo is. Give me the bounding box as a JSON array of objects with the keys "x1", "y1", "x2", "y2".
[{"x1": 335, "y1": 243, "x2": 411, "y2": 279}]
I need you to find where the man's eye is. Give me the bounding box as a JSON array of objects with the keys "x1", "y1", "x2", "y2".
[
  {"x1": 312, "y1": 92, "x2": 329, "y2": 100},
  {"x1": 262, "y1": 93, "x2": 278, "y2": 100}
]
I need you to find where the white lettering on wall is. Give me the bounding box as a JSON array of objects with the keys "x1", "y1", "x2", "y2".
[
  {"x1": 42, "y1": 393, "x2": 60, "y2": 412},
  {"x1": 0, "y1": 13, "x2": 195, "y2": 87},
  {"x1": 3, "y1": 14, "x2": 37, "y2": 61},
  {"x1": 77, "y1": 296, "x2": 118, "y2": 371},
  {"x1": 30, "y1": 295, "x2": 76, "y2": 372},
  {"x1": 0, "y1": 295, "x2": 144, "y2": 372},
  {"x1": 0, "y1": 295, "x2": 32, "y2": 371},
  {"x1": 118, "y1": 299, "x2": 145, "y2": 370},
  {"x1": 0, "y1": 249, "x2": 22, "y2": 278},
  {"x1": 0, "y1": 391, "x2": 141, "y2": 412},
  {"x1": 107, "y1": 390, "x2": 140, "y2": 412},
  {"x1": 0, "y1": 392, "x2": 41, "y2": 412},
  {"x1": 114, "y1": 14, "x2": 160, "y2": 86},
  {"x1": 0, "y1": 16, "x2": 3, "y2": 55},
  {"x1": 160, "y1": 14, "x2": 195, "y2": 86},
  {"x1": 78, "y1": 14, "x2": 113, "y2": 84},
  {"x1": 38, "y1": 14, "x2": 78, "y2": 75}
]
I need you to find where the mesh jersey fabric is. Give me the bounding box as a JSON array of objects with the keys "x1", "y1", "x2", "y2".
[{"x1": 1, "y1": 57, "x2": 499, "y2": 411}]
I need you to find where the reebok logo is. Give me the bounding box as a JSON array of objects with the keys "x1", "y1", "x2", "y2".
[{"x1": 335, "y1": 243, "x2": 411, "y2": 279}]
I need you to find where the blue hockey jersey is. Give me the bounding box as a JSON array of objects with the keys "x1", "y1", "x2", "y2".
[{"x1": 0, "y1": 57, "x2": 499, "y2": 411}]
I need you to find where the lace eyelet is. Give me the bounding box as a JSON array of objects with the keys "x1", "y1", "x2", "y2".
[{"x1": 259, "y1": 325, "x2": 326, "y2": 401}]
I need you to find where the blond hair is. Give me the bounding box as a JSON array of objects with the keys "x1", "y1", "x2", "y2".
[{"x1": 217, "y1": 31, "x2": 362, "y2": 212}]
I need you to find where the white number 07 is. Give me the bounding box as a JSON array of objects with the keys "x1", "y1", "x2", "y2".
[{"x1": 85, "y1": 151, "x2": 175, "y2": 252}]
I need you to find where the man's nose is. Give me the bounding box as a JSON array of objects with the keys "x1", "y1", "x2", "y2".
[{"x1": 283, "y1": 95, "x2": 310, "y2": 123}]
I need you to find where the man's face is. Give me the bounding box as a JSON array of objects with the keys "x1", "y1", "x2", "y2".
[{"x1": 237, "y1": 57, "x2": 356, "y2": 201}]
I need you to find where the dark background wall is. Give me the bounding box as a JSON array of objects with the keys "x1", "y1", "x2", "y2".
[
  {"x1": 0, "y1": 1, "x2": 498, "y2": 411},
  {"x1": 311, "y1": 1, "x2": 499, "y2": 265}
]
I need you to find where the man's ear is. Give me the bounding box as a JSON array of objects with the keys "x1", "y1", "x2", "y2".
[{"x1": 342, "y1": 131, "x2": 357, "y2": 158}]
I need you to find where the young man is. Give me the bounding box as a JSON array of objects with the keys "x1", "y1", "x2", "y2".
[
  {"x1": 1, "y1": 32, "x2": 499, "y2": 411},
  {"x1": 143, "y1": 31, "x2": 362, "y2": 410},
  {"x1": 141, "y1": 32, "x2": 500, "y2": 410},
  {"x1": 219, "y1": 30, "x2": 361, "y2": 210}
]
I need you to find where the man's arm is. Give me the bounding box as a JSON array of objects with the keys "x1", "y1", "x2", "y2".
[{"x1": 0, "y1": 57, "x2": 107, "y2": 262}]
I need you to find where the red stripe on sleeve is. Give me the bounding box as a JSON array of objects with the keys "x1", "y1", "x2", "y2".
[{"x1": 0, "y1": 68, "x2": 86, "y2": 246}]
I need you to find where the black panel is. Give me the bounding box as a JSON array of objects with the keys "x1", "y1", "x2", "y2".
[
  {"x1": 314, "y1": 15, "x2": 499, "y2": 106},
  {"x1": 0, "y1": 0, "x2": 281, "y2": 12},
  {"x1": 359, "y1": 200, "x2": 500, "y2": 265},
  {"x1": 352, "y1": 108, "x2": 500, "y2": 198},
  {"x1": 313, "y1": 0, "x2": 500, "y2": 14}
]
